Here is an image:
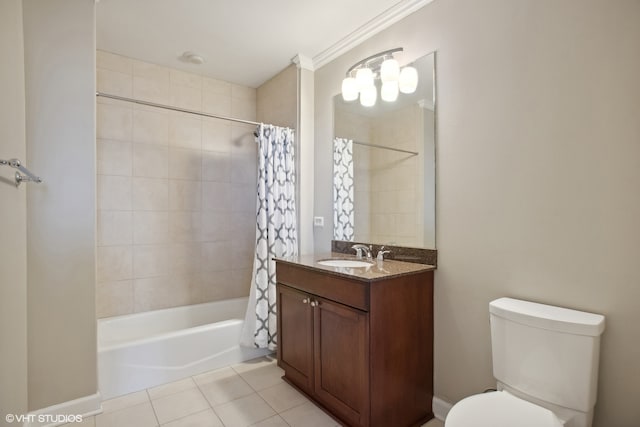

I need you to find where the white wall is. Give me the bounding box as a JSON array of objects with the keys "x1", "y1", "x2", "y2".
[
  {"x1": 23, "y1": 0, "x2": 97, "y2": 410},
  {"x1": 314, "y1": 1, "x2": 640, "y2": 426},
  {"x1": 0, "y1": 0, "x2": 28, "y2": 423}
]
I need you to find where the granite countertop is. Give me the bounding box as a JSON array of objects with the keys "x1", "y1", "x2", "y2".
[{"x1": 275, "y1": 252, "x2": 435, "y2": 282}]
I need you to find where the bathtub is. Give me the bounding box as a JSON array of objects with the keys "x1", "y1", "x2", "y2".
[{"x1": 98, "y1": 297, "x2": 271, "y2": 399}]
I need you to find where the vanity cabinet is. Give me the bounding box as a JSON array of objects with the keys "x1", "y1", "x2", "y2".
[{"x1": 276, "y1": 260, "x2": 434, "y2": 427}]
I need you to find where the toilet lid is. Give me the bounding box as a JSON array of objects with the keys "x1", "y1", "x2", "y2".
[{"x1": 445, "y1": 391, "x2": 564, "y2": 427}]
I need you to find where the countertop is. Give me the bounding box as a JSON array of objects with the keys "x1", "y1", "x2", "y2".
[{"x1": 275, "y1": 252, "x2": 435, "y2": 282}]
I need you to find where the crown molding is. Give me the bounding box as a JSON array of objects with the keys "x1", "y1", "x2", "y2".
[
  {"x1": 312, "y1": 0, "x2": 434, "y2": 69},
  {"x1": 291, "y1": 54, "x2": 315, "y2": 71}
]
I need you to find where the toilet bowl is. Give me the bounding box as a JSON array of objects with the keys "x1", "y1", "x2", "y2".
[
  {"x1": 444, "y1": 297, "x2": 605, "y2": 427},
  {"x1": 446, "y1": 390, "x2": 564, "y2": 427}
]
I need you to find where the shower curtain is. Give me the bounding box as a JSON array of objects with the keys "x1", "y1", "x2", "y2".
[
  {"x1": 241, "y1": 123, "x2": 298, "y2": 350},
  {"x1": 333, "y1": 137, "x2": 355, "y2": 241}
]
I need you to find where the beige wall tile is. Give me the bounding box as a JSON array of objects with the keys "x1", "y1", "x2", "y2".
[
  {"x1": 202, "y1": 181, "x2": 231, "y2": 212},
  {"x1": 231, "y1": 238, "x2": 254, "y2": 270},
  {"x1": 134, "y1": 275, "x2": 194, "y2": 312},
  {"x1": 96, "y1": 280, "x2": 134, "y2": 318},
  {"x1": 231, "y1": 98, "x2": 257, "y2": 122},
  {"x1": 133, "y1": 211, "x2": 169, "y2": 245},
  {"x1": 202, "y1": 77, "x2": 231, "y2": 95},
  {"x1": 97, "y1": 50, "x2": 133, "y2": 75},
  {"x1": 169, "y1": 112, "x2": 202, "y2": 150},
  {"x1": 194, "y1": 270, "x2": 233, "y2": 303},
  {"x1": 97, "y1": 246, "x2": 133, "y2": 283},
  {"x1": 97, "y1": 69, "x2": 133, "y2": 98},
  {"x1": 168, "y1": 243, "x2": 201, "y2": 275},
  {"x1": 97, "y1": 54, "x2": 261, "y2": 316},
  {"x1": 231, "y1": 84, "x2": 256, "y2": 102},
  {"x1": 169, "y1": 148, "x2": 202, "y2": 180},
  {"x1": 133, "y1": 144, "x2": 168, "y2": 178},
  {"x1": 201, "y1": 241, "x2": 232, "y2": 273},
  {"x1": 202, "y1": 118, "x2": 232, "y2": 153},
  {"x1": 231, "y1": 269, "x2": 253, "y2": 293},
  {"x1": 132, "y1": 60, "x2": 170, "y2": 104},
  {"x1": 201, "y1": 151, "x2": 230, "y2": 183},
  {"x1": 169, "y1": 211, "x2": 202, "y2": 242},
  {"x1": 97, "y1": 102, "x2": 132, "y2": 141},
  {"x1": 170, "y1": 70, "x2": 202, "y2": 89},
  {"x1": 170, "y1": 84, "x2": 202, "y2": 111},
  {"x1": 231, "y1": 213, "x2": 256, "y2": 241},
  {"x1": 202, "y1": 90, "x2": 231, "y2": 116},
  {"x1": 201, "y1": 212, "x2": 232, "y2": 242},
  {"x1": 134, "y1": 276, "x2": 171, "y2": 312},
  {"x1": 98, "y1": 139, "x2": 132, "y2": 176},
  {"x1": 133, "y1": 109, "x2": 169, "y2": 145},
  {"x1": 133, "y1": 245, "x2": 169, "y2": 278},
  {"x1": 169, "y1": 180, "x2": 202, "y2": 211},
  {"x1": 132, "y1": 177, "x2": 169, "y2": 211},
  {"x1": 98, "y1": 211, "x2": 133, "y2": 246},
  {"x1": 231, "y1": 183, "x2": 256, "y2": 213},
  {"x1": 231, "y1": 153, "x2": 257, "y2": 184},
  {"x1": 98, "y1": 175, "x2": 132, "y2": 211},
  {"x1": 231, "y1": 124, "x2": 257, "y2": 155}
]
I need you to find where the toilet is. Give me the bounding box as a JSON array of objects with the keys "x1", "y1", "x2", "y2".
[{"x1": 445, "y1": 297, "x2": 605, "y2": 427}]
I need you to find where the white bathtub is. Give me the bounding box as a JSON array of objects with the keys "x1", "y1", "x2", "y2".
[{"x1": 98, "y1": 297, "x2": 270, "y2": 399}]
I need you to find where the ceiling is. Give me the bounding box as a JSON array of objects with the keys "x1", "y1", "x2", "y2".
[{"x1": 96, "y1": 0, "x2": 430, "y2": 88}]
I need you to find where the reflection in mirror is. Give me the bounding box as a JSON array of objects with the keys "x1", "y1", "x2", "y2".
[{"x1": 333, "y1": 52, "x2": 435, "y2": 249}]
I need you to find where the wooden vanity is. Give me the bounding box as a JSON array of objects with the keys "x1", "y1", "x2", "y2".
[{"x1": 275, "y1": 254, "x2": 435, "y2": 427}]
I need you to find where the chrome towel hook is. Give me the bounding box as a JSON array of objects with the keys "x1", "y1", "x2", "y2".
[{"x1": 0, "y1": 158, "x2": 43, "y2": 187}]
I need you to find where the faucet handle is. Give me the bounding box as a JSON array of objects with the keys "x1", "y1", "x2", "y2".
[{"x1": 376, "y1": 247, "x2": 391, "y2": 261}]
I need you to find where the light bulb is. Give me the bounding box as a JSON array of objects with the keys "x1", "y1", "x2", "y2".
[
  {"x1": 360, "y1": 84, "x2": 377, "y2": 107},
  {"x1": 380, "y1": 58, "x2": 400, "y2": 83},
  {"x1": 381, "y1": 81, "x2": 399, "y2": 102},
  {"x1": 399, "y1": 66, "x2": 418, "y2": 94},
  {"x1": 341, "y1": 77, "x2": 358, "y2": 102},
  {"x1": 355, "y1": 68, "x2": 374, "y2": 91}
]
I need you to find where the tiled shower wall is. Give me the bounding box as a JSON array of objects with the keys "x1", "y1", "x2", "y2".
[
  {"x1": 369, "y1": 104, "x2": 425, "y2": 247},
  {"x1": 96, "y1": 51, "x2": 257, "y2": 318},
  {"x1": 334, "y1": 104, "x2": 426, "y2": 247}
]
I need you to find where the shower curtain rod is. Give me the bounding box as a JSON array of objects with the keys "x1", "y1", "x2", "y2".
[
  {"x1": 96, "y1": 92, "x2": 261, "y2": 126},
  {"x1": 350, "y1": 140, "x2": 418, "y2": 156}
]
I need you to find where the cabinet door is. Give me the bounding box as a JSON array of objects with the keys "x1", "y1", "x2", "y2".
[
  {"x1": 277, "y1": 284, "x2": 314, "y2": 392},
  {"x1": 313, "y1": 297, "x2": 369, "y2": 427}
]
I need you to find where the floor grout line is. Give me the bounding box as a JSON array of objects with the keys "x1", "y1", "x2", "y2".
[{"x1": 145, "y1": 388, "x2": 161, "y2": 426}]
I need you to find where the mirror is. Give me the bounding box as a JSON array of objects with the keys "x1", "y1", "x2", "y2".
[{"x1": 333, "y1": 51, "x2": 435, "y2": 249}]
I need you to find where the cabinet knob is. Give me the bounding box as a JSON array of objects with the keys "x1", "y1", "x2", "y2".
[
  {"x1": 310, "y1": 300, "x2": 319, "y2": 307},
  {"x1": 302, "y1": 298, "x2": 310, "y2": 304}
]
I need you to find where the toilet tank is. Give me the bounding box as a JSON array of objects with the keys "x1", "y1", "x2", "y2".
[{"x1": 490, "y1": 298, "x2": 605, "y2": 413}]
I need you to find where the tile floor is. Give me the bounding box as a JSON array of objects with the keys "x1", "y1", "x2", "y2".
[{"x1": 65, "y1": 356, "x2": 444, "y2": 427}]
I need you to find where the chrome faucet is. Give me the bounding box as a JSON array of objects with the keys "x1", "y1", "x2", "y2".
[
  {"x1": 376, "y1": 246, "x2": 391, "y2": 261},
  {"x1": 351, "y1": 244, "x2": 373, "y2": 261}
]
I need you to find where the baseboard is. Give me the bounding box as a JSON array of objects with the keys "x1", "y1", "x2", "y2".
[
  {"x1": 433, "y1": 395, "x2": 453, "y2": 422},
  {"x1": 23, "y1": 392, "x2": 102, "y2": 427}
]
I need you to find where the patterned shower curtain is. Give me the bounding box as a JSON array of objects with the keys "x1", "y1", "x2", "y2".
[
  {"x1": 241, "y1": 123, "x2": 298, "y2": 350},
  {"x1": 333, "y1": 137, "x2": 355, "y2": 241}
]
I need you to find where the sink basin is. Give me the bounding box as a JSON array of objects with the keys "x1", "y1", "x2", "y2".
[{"x1": 317, "y1": 259, "x2": 373, "y2": 268}]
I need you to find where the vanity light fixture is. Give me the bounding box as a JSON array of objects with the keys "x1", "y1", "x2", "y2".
[{"x1": 341, "y1": 47, "x2": 418, "y2": 106}]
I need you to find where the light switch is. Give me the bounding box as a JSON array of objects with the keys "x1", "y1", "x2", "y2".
[{"x1": 313, "y1": 216, "x2": 324, "y2": 227}]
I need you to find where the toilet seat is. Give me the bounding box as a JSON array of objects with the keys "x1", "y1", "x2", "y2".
[{"x1": 445, "y1": 391, "x2": 564, "y2": 427}]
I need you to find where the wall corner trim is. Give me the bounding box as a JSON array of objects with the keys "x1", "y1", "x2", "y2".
[
  {"x1": 311, "y1": 0, "x2": 434, "y2": 69},
  {"x1": 433, "y1": 395, "x2": 453, "y2": 421},
  {"x1": 291, "y1": 54, "x2": 315, "y2": 71},
  {"x1": 24, "y1": 392, "x2": 102, "y2": 427}
]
